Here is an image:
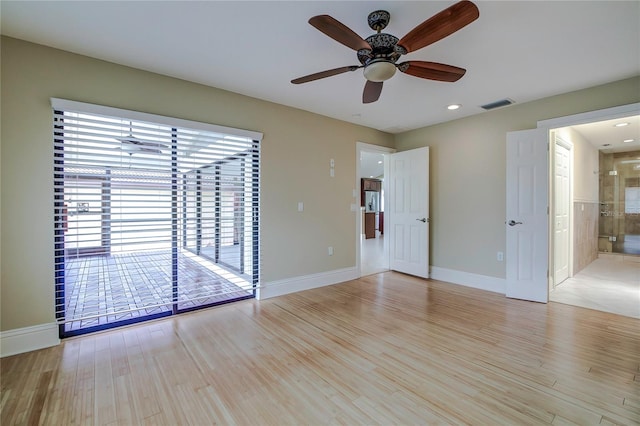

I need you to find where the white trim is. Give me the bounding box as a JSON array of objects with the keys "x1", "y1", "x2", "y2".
[
  {"x1": 257, "y1": 267, "x2": 358, "y2": 300},
  {"x1": 537, "y1": 102, "x2": 640, "y2": 130},
  {"x1": 50, "y1": 98, "x2": 264, "y2": 141},
  {"x1": 430, "y1": 266, "x2": 506, "y2": 294},
  {"x1": 1, "y1": 323, "x2": 59, "y2": 358}
]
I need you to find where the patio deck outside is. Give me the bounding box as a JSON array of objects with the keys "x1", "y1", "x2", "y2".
[{"x1": 62, "y1": 247, "x2": 252, "y2": 332}]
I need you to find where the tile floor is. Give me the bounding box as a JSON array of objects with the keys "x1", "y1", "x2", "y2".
[
  {"x1": 361, "y1": 232, "x2": 388, "y2": 276},
  {"x1": 63, "y1": 249, "x2": 252, "y2": 332},
  {"x1": 550, "y1": 254, "x2": 640, "y2": 319}
]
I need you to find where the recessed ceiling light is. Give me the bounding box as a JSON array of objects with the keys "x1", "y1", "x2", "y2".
[
  {"x1": 377, "y1": 160, "x2": 382, "y2": 164},
  {"x1": 623, "y1": 139, "x2": 635, "y2": 143},
  {"x1": 614, "y1": 122, "x2": 630, "y2": 127},
  {"x1": 447, "y1": 104, "x2": 461, "y2": 110}
]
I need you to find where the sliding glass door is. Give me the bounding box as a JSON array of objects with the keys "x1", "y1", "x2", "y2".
[{"x1": 53, "y1": 100, "x2": 261, "y2": 337}]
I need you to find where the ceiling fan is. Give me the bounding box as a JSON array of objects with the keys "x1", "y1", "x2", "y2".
[
  {"x1": 116, "y1": 135, "x2": 166, "y2": 155},
  {"x1": 291, "y1": 0, "x2": 479, "y2": 103},
  {"x1": 115, "y1": 123, "x2": 167, "y2": 155}
]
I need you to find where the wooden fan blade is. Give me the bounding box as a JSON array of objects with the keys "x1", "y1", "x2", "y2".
[
  {"x1": 398, "y1": 61, "x2": 466, "y2": 82},
  {"x1": 291, "y1": 66, "x2": 360, "y2": 84},
  {"x1": 309, "y1": 15, "x2": 372, "y2": 51},
  {"x1": 363, "y1": 81, "x2": 383, "y2": 104},
  {"x1": 397, "y1": 1, "x2": 479, "y2": 54}
]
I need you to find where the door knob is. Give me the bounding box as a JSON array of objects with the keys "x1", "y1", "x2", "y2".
[
  {"x1": 508, "y1": 220, "x2": 523, "y2": 226},
  {"x1": 416, "y1": 218, "x2": 427, "y2": 223}
]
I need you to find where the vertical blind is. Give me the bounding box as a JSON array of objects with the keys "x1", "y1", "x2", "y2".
[{"x1": 52, "y1": 99, "x2": 261, "y2": 331}]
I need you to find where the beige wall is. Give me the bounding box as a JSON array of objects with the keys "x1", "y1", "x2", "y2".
[
  {"x1": 0, "y1": 37, "x2": 394, "y2": 331},
  {"x1": 395, "y1": 76, "x2": 640, "y2": 278}
]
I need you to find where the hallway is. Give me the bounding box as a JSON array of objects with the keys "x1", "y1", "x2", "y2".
[{"x1": 550, "y1": 255, "x2": 640, "y2": 318}]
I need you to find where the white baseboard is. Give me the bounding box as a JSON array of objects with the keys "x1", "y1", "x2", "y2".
[
  {"x1": 1, "y1": 323, "x2": 60, "y2": 358},
  {"x1": 258, "y1": 267, "x2": 359, "y2": 300},
  {"x1": 430, "y1": 266, "x2": 506, "y2": 294}
]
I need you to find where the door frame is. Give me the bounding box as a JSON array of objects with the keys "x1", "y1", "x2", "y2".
[
  {"x1": 355, "y1": 142, "x2": 395, "y2": 277},
  {"x1": 535, "y1": 102, "x2": 640, "y2": 299}
]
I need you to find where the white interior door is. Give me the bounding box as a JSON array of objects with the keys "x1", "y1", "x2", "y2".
[
  {"x1": 506, "y1": 129, "x2": 549, "y2": 302},
  {"x1": 553, "y1": 139, "x2": 571, "y2": 285},
  {"x1": 388, "y1": 147, "x2": 429, "y2": 278}
]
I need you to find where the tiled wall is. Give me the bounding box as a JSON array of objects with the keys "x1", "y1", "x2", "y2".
[{"x1": 574, "y1": 202, "x2": 599, "y2": 274}]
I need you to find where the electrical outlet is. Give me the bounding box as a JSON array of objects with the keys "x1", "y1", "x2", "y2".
[
  {"x1": 298, "y1": 202, "x2": 304, "y2": 212},
  {"x1": 328, "y1": 246, "x2": 334, "y2": 256},
  {"x1": 497, "y1": 251, "x2": 504, "y2": 262}
]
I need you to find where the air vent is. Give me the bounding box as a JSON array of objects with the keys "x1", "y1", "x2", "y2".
[{"x1": 480, "y1": 98, "x2": 514, "y2": 110}]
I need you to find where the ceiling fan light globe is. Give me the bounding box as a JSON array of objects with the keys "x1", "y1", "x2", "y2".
[{"x1": 363, "y1": 60, "x2": 396, "y2": 82}]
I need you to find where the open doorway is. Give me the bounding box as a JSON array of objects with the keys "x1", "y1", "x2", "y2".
[
  {"x1": 356, "y1": 143, "x2": 394, "y2": 277},
  {"x1": 547, "y1": 109, "x2": 640, "y2": 318}
]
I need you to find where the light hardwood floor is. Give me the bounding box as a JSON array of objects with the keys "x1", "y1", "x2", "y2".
[{"x1": 2, "y1": 272, "x2": 639, "y2": 425}]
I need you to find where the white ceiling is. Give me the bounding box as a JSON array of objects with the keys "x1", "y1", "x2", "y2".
[
  {"x1": 2, "y1": 1, "x2": 639, "y2": 134},
  {"x1": 572, "y1": 115, "x2": 640, "y2": 154}
]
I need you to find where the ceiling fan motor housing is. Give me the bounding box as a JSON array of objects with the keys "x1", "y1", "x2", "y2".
[{"x1": 357, "y1": 33, "x2": 400, "y2": 64}]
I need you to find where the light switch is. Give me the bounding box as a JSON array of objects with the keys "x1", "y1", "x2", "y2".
[{"x1": 298, "y1": 202, "x2": 304, "y2": 212}]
